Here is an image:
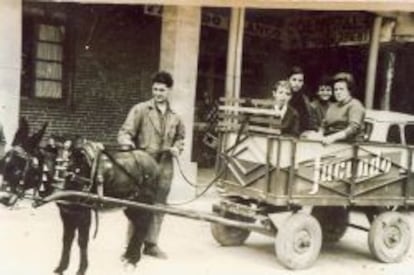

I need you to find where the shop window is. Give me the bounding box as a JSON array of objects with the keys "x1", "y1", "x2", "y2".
[
  {"x1": 386, "y1": 124, "x2": 401, "y2": 144},
  {"x1": 404, "y1": 124, "x2": 414, "y2": 145},
  {"x1": 21, "y1": 16, "x2": 69, "y2": 100}
]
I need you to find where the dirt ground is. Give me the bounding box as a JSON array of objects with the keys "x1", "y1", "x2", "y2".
[
  {"x1": 1, "y1": 169, "x2": 414, "y2": 275},
  {"x1": 1, "y1": 198, "x2": 414, "y2": 275}
]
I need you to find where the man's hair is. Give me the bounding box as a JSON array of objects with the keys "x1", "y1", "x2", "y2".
[
  {"x1": 273, "y1": 80, "x2": 292, "y2": 92},
  {"x1": 287, "y1": 65, "x2": 304, "y2": 78},
  {"x1": 152, "y1": 71, "x2": 174, "y2": 88},
  {"x1": 333, "y1": 72, "x2": 355, "y2": 93}
]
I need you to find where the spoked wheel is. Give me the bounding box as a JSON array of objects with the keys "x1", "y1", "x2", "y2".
[
  {"x1": 368, "y1": 211, "x2": 411, "y2": 263},
  {"x1": 311, "y1": 206, "x2": 349, "y2": 243},
  {"x1": 275, "y1": 213, "x2": 322, "y2": 270},
  {"x1": 211, "y1": 212, "x2": 253, "y2": 246}
]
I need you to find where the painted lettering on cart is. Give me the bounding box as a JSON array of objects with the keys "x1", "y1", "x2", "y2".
[{"x1": 314, "y1": 153, "x2": 394, "y2": 183}]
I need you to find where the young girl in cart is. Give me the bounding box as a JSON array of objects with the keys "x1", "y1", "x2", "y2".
[{"x1": 311, "y1": 75, "x2": 333, "y2": 129}]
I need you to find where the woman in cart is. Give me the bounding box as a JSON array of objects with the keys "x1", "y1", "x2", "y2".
[
  {"x1": 322, "y1": 72, "x2": 365, "y2": 145},
  {"x1": 271, "y1": 80, "x2": 300, "y2": 137}
]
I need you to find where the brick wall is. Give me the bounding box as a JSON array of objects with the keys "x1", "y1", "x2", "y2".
[{"x1": 20, "y1": 4, "x2": 160, "y2": 144}]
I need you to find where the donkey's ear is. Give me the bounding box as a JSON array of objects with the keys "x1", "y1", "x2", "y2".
[
  {"x1": 26, "y1": 122, "x2": 48, "y2": 150},
  {"x1": 12, "y1": 117, "x2": 30, "y2": 146}
]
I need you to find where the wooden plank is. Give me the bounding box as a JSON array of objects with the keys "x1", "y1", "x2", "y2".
[
  {"x1": 219, "y1": 97, "x2": 274, "y2": 107},
  {"x1": 406, "y1": 147, "x2": 413, "y2": 202},
  {"x1": 217, "y1": 115, "x2": 281, "y2": 126},
  {"x1": 219, "y1": 97, "x2": 246, "y2": 104},
  {"x1": 217, "y1": 123, "x2": 281, "y2": 135},
  {"x1": 248, "y1": 126, "x2": 281, "y2": 135},
  {"x1": 353, "y1": 176, "x2": 406, "y2": 197},
  {"x1": 38, "y1": 191, "x2": 272, "y2": 235},
  {"x1": 219, "y1": 105, "x2": 278, "y2": 116},
  {"x1": 287, "y1": 140, "x2": 297, "y2": 203}
]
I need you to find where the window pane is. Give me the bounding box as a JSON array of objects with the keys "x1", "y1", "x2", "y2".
[
  {"x1": 35, "y1": 81, "x2": 62, "y2": 98},
  {"x1": 405, "y1": 125, "x2": 414, "y2": 145},
  {"x1": 386, "y1": 124, "x2": 401, "y2": 144},
  {"x1": 36, "y1": 42, "x2": 62, "y2": 61},
  {"x1": 36, "y1": 61, "x2": 62, "y2": 80},
  {"x1": 363, "y1": 122, "x2": 373, "y2": 141},
  {"x1": 38, "y1": 24, "x2": 64, "y2": 42}
]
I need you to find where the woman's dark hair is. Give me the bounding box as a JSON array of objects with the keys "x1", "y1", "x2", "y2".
[
  {"x1": 332, "y1": 72, "x2": 355, "y2": 93},
  {"x1": 287, "y1": 66, "x2": 304, "y2": 78},
  {"x1": 318, "y1": 74, "x2": 332, "y2": 87},
  {"x1": 152, "y1": 71, "x2": 174, "y2": 88}
]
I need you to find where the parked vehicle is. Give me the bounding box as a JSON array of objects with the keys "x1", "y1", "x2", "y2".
[{"x1": 364, "y1": 109, "x2": 414, "y2": 145}]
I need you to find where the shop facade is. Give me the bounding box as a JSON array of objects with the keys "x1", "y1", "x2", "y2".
[{"x1": 2, "y1": 1, "x2": 414, "y2": 169}]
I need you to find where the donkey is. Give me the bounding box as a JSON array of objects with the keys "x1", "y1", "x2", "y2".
[{"x1": 1, "y1": 118, "x2": 160, "y2": 275}]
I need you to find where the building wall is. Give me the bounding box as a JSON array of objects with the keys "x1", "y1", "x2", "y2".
[
  {"x1": 20, "y1": 3, "x2": 161, "y2": 143},
  {"x1": 0, "y1": 0, "x2": 21, "y2": 145}
]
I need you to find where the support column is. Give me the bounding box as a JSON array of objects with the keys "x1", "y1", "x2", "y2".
[
  {"x1": 381, "y1": 51, "x2": 395, "y2": 110},
  {"x1": 159, "y1": 6, "x2": 201, "y2": 199},
  {"x1": 365, "y1": 15, "x2": 383, "y2": 109},
  {"x1": 0, "y1": 0, "x2": 21, "y2": 148},
  {"x1": 225, "y1": 7, "x2": 245, "y2": 99},
  {"x1": 221, "y1": 8, "x2": 245, "y2": 155}
]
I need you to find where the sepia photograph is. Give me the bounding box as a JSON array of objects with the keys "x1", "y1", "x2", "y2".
[{"x1": 1, "y1": 0, "x2": 414, "y2": 274}]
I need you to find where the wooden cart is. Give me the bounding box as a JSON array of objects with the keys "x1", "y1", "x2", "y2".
[{"x1": 210, "y1": 98, "x2": 414, "y2": 269}]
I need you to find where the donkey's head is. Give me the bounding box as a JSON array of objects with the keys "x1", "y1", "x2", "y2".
[{"x1": 1, "y1": 117, "x2": 48, "y2": 205}]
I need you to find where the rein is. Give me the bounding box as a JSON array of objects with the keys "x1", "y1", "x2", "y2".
[{"x1": 166, "y1": 114, "x2": 250, "y2": 206}]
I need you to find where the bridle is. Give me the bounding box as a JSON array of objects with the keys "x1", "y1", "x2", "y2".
[
  {"x1": 0, "y1": 145, "x2": 43, "y2": 206},
  {"x1": 8, "y1": 146, "x2": 40, "y2": 182}
]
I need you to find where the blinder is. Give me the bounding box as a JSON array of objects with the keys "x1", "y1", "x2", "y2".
[{"x1": 67, "y1": 141, "x2": 106, "y2": 193}]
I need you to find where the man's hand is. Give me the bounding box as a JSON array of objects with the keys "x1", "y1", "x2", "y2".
[
  {"x1": 169, "y1": 147, "x2": 180, "y2": 157},
  {"x1": 321, "y1": 131, "x2": 346, "y2": 146},
  {"x1": 321, "y1": 135, "x2": 336, "y2": 146},
  {"x1": 300, "y1": 130, "x2": 323, "y2": 141},
  {"x1": 120, "y1": 141, "x2": 136, "y2": 150}
]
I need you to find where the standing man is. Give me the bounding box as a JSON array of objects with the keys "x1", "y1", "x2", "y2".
[{"x1": 118, "y1": 71, "x2": 185, "y2": 259}]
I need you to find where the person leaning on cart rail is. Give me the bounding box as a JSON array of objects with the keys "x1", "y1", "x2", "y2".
[
  {"x1": 287, "y1": 66, "x2": 318, "y2": 135},
  {"x1": 321, "y1": 72, "x2": 365, "y2": 145},
  {"x1": 311, "y1": 75, "x2": 333, "y2": 129},
  {"x1": 271, "y1": 80, "x2": 300, "y2": 137},
  {"x1": 117, "y1": 70, "x2": 185, "y2": 259}
]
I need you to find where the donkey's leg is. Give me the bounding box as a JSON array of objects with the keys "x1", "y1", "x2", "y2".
[
  {"x1": 123, "y1": 208, "x2": 152, "y2": 265},
  {"x1": 76, "y1": 210, "x2": 91, "y2": 275},
  {"x1": 54, "y1": 209, "x2": 76, "y2": 274}
]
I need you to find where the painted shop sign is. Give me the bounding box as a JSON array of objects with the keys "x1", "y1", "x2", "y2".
[{"x1": 144, "y1": 6, "x2": 375, "y2": 48}]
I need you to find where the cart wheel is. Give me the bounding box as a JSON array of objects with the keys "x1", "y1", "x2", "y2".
[
  {"x1": 311, "y1": 206, "x2": 349, "y2": 243},
  {"x1": 211, "y1": 213, "x2": 251, "y2": 246},
  {"x1": 368, "y1": 211, "x2": 411, "y2": 263},
  {"x1": 275, "y1": 213, "x2": 322, "y2": 270}
]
